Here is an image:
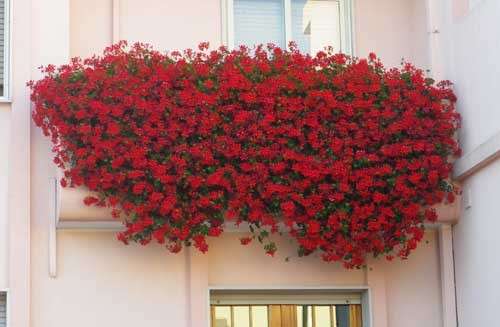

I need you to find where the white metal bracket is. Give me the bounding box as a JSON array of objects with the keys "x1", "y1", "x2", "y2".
[
  {"x1": 438, "y1": 224, "x2": 458, "y2": 327},
  {"x1": 48, "y1": 177, "x2": 58, "y2": 278}
]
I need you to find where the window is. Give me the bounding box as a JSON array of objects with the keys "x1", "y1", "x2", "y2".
[
  {"x1": 212, "y1": 305, "x2": 361, "y2": 327},
  {"x1": 0, "y1": 0, "x2": 9, "y2": 99},
  {"x1": 222, "y1": 0, "x2": 354, "y2": 55},
  {"x1": 0, "y1": 291, "x2": 6, "y2": 327},
  {"x1": 210, "y1": 290, "x2": 363, "y2": 327}
]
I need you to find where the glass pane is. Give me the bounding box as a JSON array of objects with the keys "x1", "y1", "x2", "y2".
[
  {"x1": 252, "y1": 306, "x2": 269, "y2": 327},
  {"x1": 214, "y1": 306, "x2": 232, "y2": 327},
  {"x1": 336, "y1": 305, "x2": 350, "y2": 327},
  {"x1": 233, "y1": 306, "x2": 250, "y2": 327},
  {"x1": 315, "y1": 306, "x2": 331, "y2": 327},
  {"x1": 307, "y1": 306, "x2": 313, "y2": 327},
  {"x1": 296, "y1": 305, "x2": 313, "y2": 327},
  {"x1": 234, "y1": 0, "x2": 286, "y2": 48},
  {"x1": 291, "y1": 0, "x2": 342, "y2": 54}
]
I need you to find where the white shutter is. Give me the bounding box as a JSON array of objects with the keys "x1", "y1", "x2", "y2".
[
  {"x1": 233, "y1": 0, "x2": 286, "y2": 48},
  {"x1": 0, "y1": 0, "x2": 5, "y2": 87},
  {"x1": 0, "y1": 292, "x2": 6, "y2": 327},
  {"x1": 291, "y1": 0, "x2": 341, "y2": 54}
]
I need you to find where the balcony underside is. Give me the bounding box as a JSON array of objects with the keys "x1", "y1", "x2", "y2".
[{"x1": 56, "y1": 185, "x2": 461, "y2": 230}]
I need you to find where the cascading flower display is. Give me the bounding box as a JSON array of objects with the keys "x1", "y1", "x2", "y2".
[{"x1": 30, "y1": 41, "x2": 460, "y2": 268}]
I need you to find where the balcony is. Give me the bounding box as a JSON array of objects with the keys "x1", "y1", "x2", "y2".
[{"x1": 55, "y1": 182, "x2": 461, "y2": 231}]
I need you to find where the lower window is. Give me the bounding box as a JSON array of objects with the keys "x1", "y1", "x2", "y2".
[
  {"x1": 0, "y1": 291, "x2": 6, "y2": 327},
  {"x1": 210, "y1": 290, "x2": 363, "y2": 327}
]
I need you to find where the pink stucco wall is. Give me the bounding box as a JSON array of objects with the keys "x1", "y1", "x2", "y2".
[{"x1": 3, "y1": 1, "x2": 456, "y2": 327}]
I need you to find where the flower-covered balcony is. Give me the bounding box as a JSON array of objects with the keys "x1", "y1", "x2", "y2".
[{"x1": 59, "y1": 0, "x2": 462, "y2": 229}]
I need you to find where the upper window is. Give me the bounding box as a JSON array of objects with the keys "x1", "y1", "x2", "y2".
[
  {"x1": 223, "y1": 0, "x2": 354, "y2": 55},
  {"x1": 0, "y1": 0, "x2": 9, "y2": 99},
  {"x1": 0, "y1": 291, "x2": 6, "y2": 327}
]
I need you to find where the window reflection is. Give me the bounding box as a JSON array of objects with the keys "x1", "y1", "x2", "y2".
[
  {"x1": 214, "y1": 306, "x2": 232, "y2": 327},
  {"x1": 296, "y1": 305, "x2": 354, "y2": 327},
  {"x1": 252, "y1": 306, "x2": 269, "y2": 326},
  {"x1": 212, "y1": 304, "x2": 360, "y2": 327},
  {"x1": 336, "y1": 305, "x2": 350, "y2": 327},
  {"x1": 234, "y1": 0, "x2": 286, "y2": 48},
  {"x1": 314, "y1": 306, "x2": 331, "y2": 327},
  {"x1": 291, "y1": 0, "x2": 342, "y2": 54},
  {"x1": 233, "y1": 306, "x2": 250, "y2": 327}
]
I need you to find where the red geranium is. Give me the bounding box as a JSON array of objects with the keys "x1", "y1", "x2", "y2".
[{"x1": 30, "y1": 41, "x2": 460, "y2": 268}]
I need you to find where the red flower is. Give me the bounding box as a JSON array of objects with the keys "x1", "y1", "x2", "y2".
[
  {"x1": 150, "y1": 192, "x2": 164, "y2": 203},
  {"x1": 159, "y1": 195, "x2": 176, "y2": 214},
  {"x1": 30, "y1": 41, "x2": 460, "y2": 268},
  {"x1": 280, "y1": 201, "x2": 295, "y2": 217},
  {"x1": 83, "y1": 196, "x2": 99, "y2": 206},
  {"x1": 240, "y1": 237, "x2": 253, "y2": 245},
  {"x1": 193, "y1": 235, "x2": 209, "y2": 253},
  {"x1": 107, "y1": 122, "x2": 121, "y2": 136},
  {"x1": 132, "y1": 182, "x2": 146, "y2": 195},
  {"x1": 307, "y1": 221, "x2": 321, "y2": 236},
  {"x1": 208, "y1": 227, "x2": 223, "y2": 237}
]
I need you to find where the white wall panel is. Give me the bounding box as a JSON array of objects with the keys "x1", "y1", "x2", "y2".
[
  {"x1": 443, "y1": 0, "x2": 500, "y2": 155},
  {"x1": 432, "y1": 2, "x2": 500, "y2": 325},
  {"x1": 0, "y1": 105, "x2": 9, "y2": 290},
  {"x1": 454, "y1": 159, "x2": 500, "y2": 326}
]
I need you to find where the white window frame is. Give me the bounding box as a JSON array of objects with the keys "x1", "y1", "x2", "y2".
[
  {"x1": 0, "y1": 0, "x2": 11, "y2": 102},
  {"x1": 0, "y1": 289, "x2": 9, "y2": 327},
  {"x1": 221, "y1": 0, "x2": 355, "y2": 55},
  {"x1": 208, "y1": 286, "x2": 372, "y2": 327}
]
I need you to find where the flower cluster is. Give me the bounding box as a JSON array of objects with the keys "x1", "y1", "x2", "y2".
[{"x1": 30, "y1": 41, "x2": 460, "y2": 268}]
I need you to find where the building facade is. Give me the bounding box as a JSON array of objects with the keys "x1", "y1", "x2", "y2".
[{"x1": 0, "y1": 0, "x2": 498, "y2": 326}]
